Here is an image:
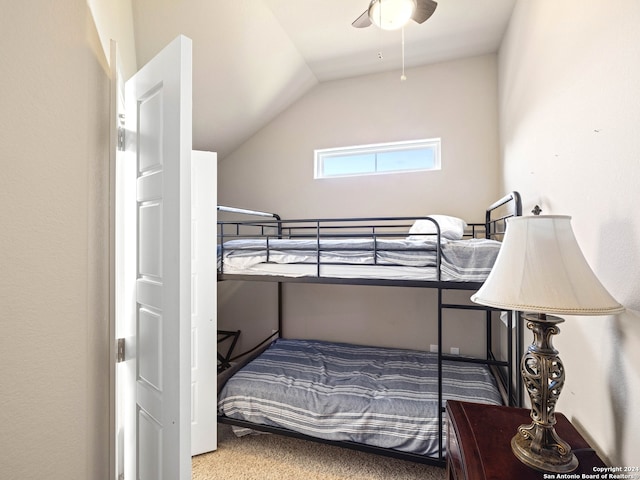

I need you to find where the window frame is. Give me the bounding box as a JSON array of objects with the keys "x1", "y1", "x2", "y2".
[{"x1": 314, "y1": 138, "x2": 441, "y2": 179}]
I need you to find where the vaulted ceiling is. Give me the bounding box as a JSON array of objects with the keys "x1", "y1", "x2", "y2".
[{"x1": 132, "y1": 0, "x2": 516, "y2": 158}]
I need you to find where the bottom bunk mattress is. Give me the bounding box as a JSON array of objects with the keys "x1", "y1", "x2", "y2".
[{"x1": 217, "y1": 338, "x2": 503, "y2": 457}]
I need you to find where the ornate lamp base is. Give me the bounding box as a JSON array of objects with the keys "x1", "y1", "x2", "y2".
[
  {"x1": 512, "y1": 424, "x2": 578, "y2": 472},
  {"x1": 513, "y1": 314, "x2": 579, "y2": 473}
]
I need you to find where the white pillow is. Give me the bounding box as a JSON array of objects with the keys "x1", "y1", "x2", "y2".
[{"x1": 407, "y1": 215, "x2": 467, "y2": 240}]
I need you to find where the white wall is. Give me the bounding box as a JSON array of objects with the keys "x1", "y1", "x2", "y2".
[
  {"x1": 499, "y1": 0, "x2": 640, "y2": 465},
  {"x1": 219, "y1": 55, "x2": 502, "y2": 354},
  {"x1": 219, "y1": 54, "x2": 501, "y2": 220},
  {"x1": 0, "y1": 2, "x2": 134, "y2": 478},
  {"x1": 87, "y1": 0, "x2": 137, "y2": 79}
]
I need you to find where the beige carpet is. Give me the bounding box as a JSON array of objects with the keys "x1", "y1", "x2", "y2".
[{"x1": 192, "y1": 424, "x2": 447, "y2": 480}]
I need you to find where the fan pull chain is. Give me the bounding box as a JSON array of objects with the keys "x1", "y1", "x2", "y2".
[{"x1": 400, "y1": 27, "x2": 407, "y2": 81}]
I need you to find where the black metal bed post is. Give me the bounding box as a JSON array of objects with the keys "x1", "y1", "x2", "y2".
[
  {"x1": 513, "y1": 191, "x2": 523, "y2": 216},
  {"x1": 486, "y1": 309, "x2": 492, "y2": 362},
  {"x1": 276, "y1": 214, "x2": 283, "y2": 338},
  {"x1": 435, "y1": 225, "x2": 442, "y2": 282},
  {"x1": 277, "y1": 283, "x2": 283, "y2": 338},
  {"x1": 437, "y1": 222, "x2": 444, "y2": 462},
  {"x1": 316, "y1": 220, "x2": 321, "y2": 277},
  {"x1": 507, "y1": 311, "x2": 514, "y2": 406},
  {"x1": 516, "y1": 310, "x2": 523, "y2": 406},
  {"x1": 437, "y1": 286, "x2": 444, "y2": 462},
  {"x1": 219, "y1": 222, "x2": 225, "y2": 274}
]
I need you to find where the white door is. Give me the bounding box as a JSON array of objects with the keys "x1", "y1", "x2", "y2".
[
  {"x1": 190, "y1": 151, "x2": 217, "y2": 456},
  {"x1": 120, "y1": 35, "x2": 193, "y2": 480}
]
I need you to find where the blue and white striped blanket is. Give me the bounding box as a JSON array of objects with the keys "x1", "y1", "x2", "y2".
[
  {"x1": 218, "y1": 237, "x2": 502, "y2": 282},
  {"x1": 218, "y1": 339, "x2": 503, "y2": 457}
]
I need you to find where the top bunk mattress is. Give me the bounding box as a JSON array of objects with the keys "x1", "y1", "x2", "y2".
[
  {"x1": 217, "y1": 237, "x2": 502, "y2": 282},
  {"x1": 217, "y1": 338, "x2": 503, "y2": 457}
]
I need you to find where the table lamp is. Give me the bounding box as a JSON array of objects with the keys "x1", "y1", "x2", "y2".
[{"x1": 471, "y1": 214, "x2": 624, "y2": 472}]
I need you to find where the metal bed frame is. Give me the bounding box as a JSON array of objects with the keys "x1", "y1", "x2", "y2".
[
  {"x1": 217, "y1": 330, "x2": 241, "y2": 373},
  {"x1": 216, "y1": 191, "x2": 523, "y2": 467}
]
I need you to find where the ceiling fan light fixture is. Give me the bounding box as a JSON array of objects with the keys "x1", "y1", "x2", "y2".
[{"x1": 368, "y1": 0, "x2": 417, "y2": 31}]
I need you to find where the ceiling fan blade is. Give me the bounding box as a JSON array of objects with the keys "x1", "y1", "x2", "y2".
[
  {"x1": 412, "y1": 0, "x2": 437, "y2": 24},
  {"x1": 352, "y1": 9, "x2": 372, "y2": 28}
]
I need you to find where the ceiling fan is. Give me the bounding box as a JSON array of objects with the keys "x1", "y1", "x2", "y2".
[{"x1": 352, "y1": 0, "x2": 438, "y2": 30}]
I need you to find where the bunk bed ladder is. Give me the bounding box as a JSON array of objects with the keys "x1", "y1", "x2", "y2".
[{"x1": 436, "y1": 286, "x2": 521, "y2": 462}]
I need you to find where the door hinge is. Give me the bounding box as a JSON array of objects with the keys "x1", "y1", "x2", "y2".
[
  {"x1": 117, "y1": 113, "x2": 126, "y2": 151},
  {"x1": 116, "y1": 338, "x2": 126, "y2": 363}
]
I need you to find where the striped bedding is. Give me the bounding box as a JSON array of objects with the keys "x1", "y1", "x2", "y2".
[
  {"x1": 218, "y1": 237, "x2": 502, "y2": 282},
  {"x1": 217, "y1": 338, "x2": 503, "y2": 457}
]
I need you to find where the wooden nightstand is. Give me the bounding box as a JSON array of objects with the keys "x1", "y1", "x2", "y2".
[{"x1": 446, "y1": 400, "x2": 606, "y2": 480}]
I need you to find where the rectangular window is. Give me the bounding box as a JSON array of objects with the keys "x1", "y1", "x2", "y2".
[{"x1": 314, "y1": 138, "x2": 441, "y2": 179}]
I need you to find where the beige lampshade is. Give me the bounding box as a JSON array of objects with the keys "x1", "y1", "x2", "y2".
[{"x1": 471, "y1": 215, "x2": 624, "y2": 315}]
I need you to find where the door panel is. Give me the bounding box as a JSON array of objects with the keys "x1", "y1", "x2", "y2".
[{"x1": 125, "y1": 35, "x2": 193, "y2": 480}]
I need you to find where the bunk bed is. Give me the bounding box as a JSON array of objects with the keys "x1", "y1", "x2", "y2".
[{"x1": 216, "y1": 192, "x2": 523, "y2": 467}]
